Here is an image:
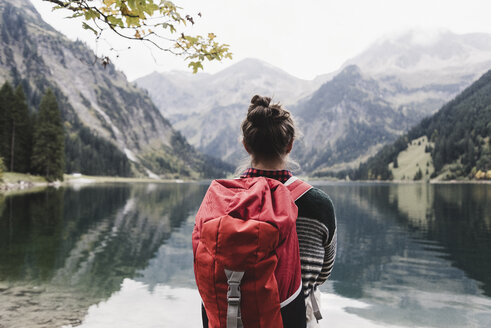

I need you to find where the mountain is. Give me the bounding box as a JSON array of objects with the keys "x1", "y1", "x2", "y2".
[
  {"x1": 295, "y1": 30, "x2": 491, "y2": 174},
  {"x1": 0, "y1": 0, "x2": 230, "y2": 178},
  {"x1": 135, "y1": 58, "x2": 325, "y2": 164},
  {"x1": 291, "y1": 65, "x2": 408, "y2": 173},
  {"x1": 135, "y1": 58, "x2": 321, "y2": 122},
  {"x1": 136, "y1": 29, "x2": 491, "y2": 175},
  {"x1": 349, "y1": 69, "x2": 491, "y2": 181}
]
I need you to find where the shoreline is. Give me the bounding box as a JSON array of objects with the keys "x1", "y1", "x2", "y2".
[
  {"x1": 2, "y1": 173, "x2": 491, "y2": 195},
  {"x1": 0, "y1": 173, "x2": 198, "y2": 195}
]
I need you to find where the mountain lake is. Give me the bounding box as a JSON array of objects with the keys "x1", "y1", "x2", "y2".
[{"x1": 0, "y1": 181, "x2": 490, "y2": 328}]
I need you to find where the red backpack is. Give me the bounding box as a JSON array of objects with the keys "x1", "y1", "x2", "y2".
[{"x1": 192, "y1": 176, "x2": 312, "y2": 328}]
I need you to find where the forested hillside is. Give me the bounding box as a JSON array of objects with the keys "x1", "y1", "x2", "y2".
[
  {"x1": 0, "y1": 81, "x2": 133, "y2": 179},
  {"x1": 0, "y1": 0, "x2": 231, "y2": 179},
  {"x1": 350, "y1": 69, "x2": 491, "y2": 181}
]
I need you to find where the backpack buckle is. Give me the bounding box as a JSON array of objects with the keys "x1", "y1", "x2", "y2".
[
  {"x1": 227, "y1": 283, "x2": 241, "y2": 304},
  {"x1": 225, "y1": 270, "x2": 245, "y2": 304},
  {"x1": 225, "y1": 270, "x2": 245, "y2": 328}
]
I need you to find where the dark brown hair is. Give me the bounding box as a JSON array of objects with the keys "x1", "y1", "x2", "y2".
[{"x1": 241, "y1": 95, "x2": 296, "y2": 161}]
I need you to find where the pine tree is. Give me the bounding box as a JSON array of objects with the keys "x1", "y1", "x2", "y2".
[
  {"x1": 413, "y1": 168, "x2": 423, "y2": 181},
  {"x1": 31, "y1": 89, "x2": 65, "y2": 181},
  {"x1": 465, "y1": 136, "x2": 476, "y2": 168},
  {"x1": 0, "y1": 82, "x2": 16, "y2": 169},
  {"x1": 9, "y1": 85, "x2": 32, "y2": 173}
]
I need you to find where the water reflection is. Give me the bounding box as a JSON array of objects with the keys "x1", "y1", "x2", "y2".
[
  {"x1": 1, "y1": 182, "x2": 490, "y2": 328},
  {"x1": 50, "y1": 183, "x2": 207, "y2": 298},
  {"x1": 315, "y1": 183, "x2": 491, "y2": 327},
  {"x1": 0, "y1": 183, "x2": 208, "y2": 328},
  {"x1": 0, "y1": 186, "x2": 129, "y2": 284}
]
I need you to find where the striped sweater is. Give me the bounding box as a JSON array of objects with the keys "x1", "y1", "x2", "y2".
[{"x1": 296, "y1": 188, "x2": 337, "y2": 297}]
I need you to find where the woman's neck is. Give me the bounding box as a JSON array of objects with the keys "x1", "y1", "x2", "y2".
[{"x1": 252, "y1": 158, "x2": 287, "y2": 171}]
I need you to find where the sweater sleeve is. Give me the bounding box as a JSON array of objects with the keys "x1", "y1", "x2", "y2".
[{"x1": 295, "y1": 187, "x2": 337, "y2": 295}]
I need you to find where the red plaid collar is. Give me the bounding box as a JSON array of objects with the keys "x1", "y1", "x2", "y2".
[{"x1": 240, "y1": 168, "x2": 293, "y2": 183}]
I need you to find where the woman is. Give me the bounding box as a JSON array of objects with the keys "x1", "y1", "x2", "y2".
[
  {"x1": 195, "y1": 95, "x2": 337, "y2": 328},
  {"x1": 239, "y1": 95, "x2": 337, "y2": 327}
]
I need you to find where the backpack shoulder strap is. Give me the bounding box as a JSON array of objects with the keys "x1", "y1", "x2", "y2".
[{"x1": 284, "y1": 176, "x2": 312, "y2": 201}]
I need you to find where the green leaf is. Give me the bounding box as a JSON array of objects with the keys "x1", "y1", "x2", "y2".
[
  {"x1": 188, "y1": 61, "x2": 203, "y2": 73},
  {"x1": 83, "y1": 10, "x2": 100, "y2": 20},
  {"x1": 82, "y1": 22, "x2": 98, "y2": 35},
  {"x1": 107, "y1": 15, "x2": 124, "y2": 27},
  {"x1": 144, "y1": 3, "x2": 159, "y2": 14},
  {"x1": 125, "y1": 15, "x2": 141, "y2": 27}
]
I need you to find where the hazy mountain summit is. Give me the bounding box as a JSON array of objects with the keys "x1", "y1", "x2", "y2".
[
  {"x1": 334, "y1": 29, "x2": 491, "y2": 125},
  {"x1": 344, "y1": 29, "x2": 491, "y2": 76},
  {"x1": 135, "y1": 58, "x2": 321, "y2": 121}
]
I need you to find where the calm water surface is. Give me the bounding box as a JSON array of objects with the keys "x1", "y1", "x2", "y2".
[{"x1": 0, "y1": 182, "x2": 490, "y2": 328}]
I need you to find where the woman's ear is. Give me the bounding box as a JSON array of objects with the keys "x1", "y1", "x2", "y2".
[
  {"x1": 285, "y1": 139, "x2": 294, "y2": 154},
  {"x1": 242, "y1": 140, "x2": 251, "y2": 154}
]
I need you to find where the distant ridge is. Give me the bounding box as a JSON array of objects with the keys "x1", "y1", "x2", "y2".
[{"x1": 135, "y1": 57, "x2": 322, "y2": 119}]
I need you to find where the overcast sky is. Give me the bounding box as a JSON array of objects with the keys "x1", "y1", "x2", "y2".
[{"x1": 31, "y1": 0, "x2": 491, "y2": 81}]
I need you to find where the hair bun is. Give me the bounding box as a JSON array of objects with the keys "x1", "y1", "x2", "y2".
[
  {"x1": 242, "y1": 95, "x2": 296, "y2": 160},
  {"x1": 247, "y1": 95, "x2": 283, "y2": 127},
  {"x1": 250, "y1": 95, "x2": 271, "y2": 108},
  {"x1": 247, "y1": 108, "x2": 268, "y2": 127}
]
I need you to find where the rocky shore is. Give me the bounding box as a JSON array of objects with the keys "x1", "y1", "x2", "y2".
[
  {"x1": 0, "y1": 181, "x2": 47, "y2": 193},
  {"x1": 0, "y1": 173, "x2": 52, "y2": 194}
]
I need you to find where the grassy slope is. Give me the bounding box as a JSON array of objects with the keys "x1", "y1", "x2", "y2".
[{"x1": 389, "y1": 136, "x2": 434, "y2": 181}]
